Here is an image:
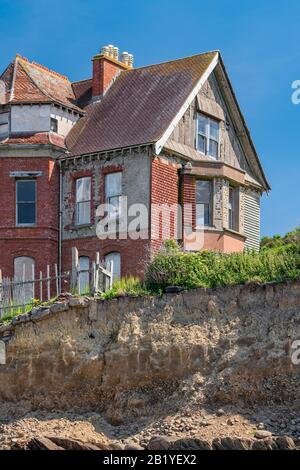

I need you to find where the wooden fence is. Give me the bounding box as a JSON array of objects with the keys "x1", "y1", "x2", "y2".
[{"x1": 0, "y1": 247, "x2": 113, "y2": 318}]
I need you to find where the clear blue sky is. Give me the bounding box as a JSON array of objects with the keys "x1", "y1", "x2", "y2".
[{"x1": 0, "y1": 0, "x2": 299, "y2": 237}]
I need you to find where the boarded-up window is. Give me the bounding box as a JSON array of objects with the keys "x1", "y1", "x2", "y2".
[
  {"x1": 14, "y1": 256, "x2": 35, "y2": 303},
  {"x1": 104, "y1": 252, "x2": 121, "y2": 282},
  {"x1": 78, "y1": 256, "x2": 90, "y2": 294}
]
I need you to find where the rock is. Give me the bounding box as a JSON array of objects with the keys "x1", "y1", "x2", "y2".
[
  {"x1": 254, "y1": 430, "x2": 273, "y2": 439},
  {"x1": 49, "y1": 302, "x2": 69, "y2": 314},
  {"x1": 30, "y1": 308, "x2": 50, "y2": 322},
  {"x1": 124, "y1": 443, "x2": 144, "y2": 450},
  {"x1": 227, "y1": 418, "x2": 234, "y2": 426},
  {"x1": 26, "y1": 437, "x2": 64, "y2": 450},
  {"x1": 147, "y1": 436, "x2": 175, "y2": 450},
  {"x1": 257, "y1": 422, "x2": 265, "y2": 430},
  {"x1": 216, "y1": 409, "x2": 225, "y2": 416},
  {"x1": 69, "y1": 297, "x2": 89, "y2": 308},
  {"x1": 275, "y1": 436, "x2": 296, "y2": 450}
]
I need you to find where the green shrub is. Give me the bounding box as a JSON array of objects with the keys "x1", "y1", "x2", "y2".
[
  {"x1": 101, "y1": 276, "x2": 152, "y2": 299},
  {"x1": 145, "y1": 240, "x2": 300, "y2": 290}
]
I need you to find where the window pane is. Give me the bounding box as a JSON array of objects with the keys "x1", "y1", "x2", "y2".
[
  {"x1": 108, "y1": 195, "x2": 121, "y2": 218},
  {"x1": 196, "y1": 203, "x2": 210, "y2": 226},
  {"x1": 197, "y1": 114, "x2": 207, "y2": 135},
  {"x1": 197, "y1": 134, "x2": 206, "y2": 153},
  {"x1": 196, "y1": 180, "x2": 211, "y2": 204},
  {"x1": 209, "y1": 139, "x2": 218, "y2": 159},
  {"x1": 18, "y1": 203, "x2": 35, "y2": 224},
  {"x1": 17, "y1": 180, "x2": 35, "y2": 202},
  {"x1": 105, "y1": 172, "x2": 122, "y2": 198},
  {"x1": 76, "y1": 177, "x2": 91, "y2": 202},
  {"x1": 79, "y1": 256, "x2": 89, "y2": 294},
  {"x1": 209, "y1": 120, "x2": 219, "y2": 141},
  {"x1": 76, "y1": 201, "x2": 91, "y2": 225},
  {"x1": 105, "y1": 252, "x2": 121, "y2": 282}
]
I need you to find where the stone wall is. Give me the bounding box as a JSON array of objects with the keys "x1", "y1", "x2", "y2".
[{"x1": 0, "y1": 279, "x2": 299, "y2": 410}]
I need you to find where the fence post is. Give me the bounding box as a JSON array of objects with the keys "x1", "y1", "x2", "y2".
[
  {"x1": 55, "y1": 264, "x2": 59, "y2": 297},
  {"x1": 47, "y1": 265, "x2": 51, "y2": 301},
  {"x1": 71, "y1": 247, "x2": 79, "y2": 293},
  {"x1": 95, "y1": 252, "x2": 100, "y2": 293},
  {"x1": 39, "y1": 271, "x2": 43, "y2": 302},
  {"x1": 32, "y1": 263, "x2": 35, "y2": 301},
  {"x1": 0, "y1": 269, "x2": 2, "y2": 318}
]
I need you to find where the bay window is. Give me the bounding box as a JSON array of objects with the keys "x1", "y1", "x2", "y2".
[
  {"x1": 196, "y1": 180, "x2": 212, "y2": 227},
  {"x1": 75, "y1": 177, "x2": 91, "y2": 225},
  {"x1": 196, "y1": 113, "x2": 219, "y2": 159}
]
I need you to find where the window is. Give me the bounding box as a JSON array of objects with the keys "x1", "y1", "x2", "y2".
[
  {"x1": 105, "y1": 172, "x2": 122, "y2": 218},
  {"x1": 78, "y1": 256, "x2": 90, "y2": 294},
  {"x1": 50, "y1": 118, "x2": 58, "y2": 133},
  {"x1": 105, "y1": 252, "x2": 121, "y2": 282},
  {"x1": 14, "y1": 256, "x2": 35, "y2": 303},
  {"x1": 196, "y1": 180, "x2": 212, "y2": 227},
  {"x1": 75, "y1": 177, "x2": 91, "y2": 225},
  {"x1": 228, "y1": 186, "x2": 239, "y2": 231},
  {"x1": 196, "y1": 113, "x2": 219, "y2": 159},
  {"x1": 16, "y1": 180, "x2": 36, "y2": 225}
]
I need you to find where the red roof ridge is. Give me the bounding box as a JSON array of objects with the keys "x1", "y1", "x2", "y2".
[{"x1": 15, "y1": 54, "x2": 69, "y2": 82}]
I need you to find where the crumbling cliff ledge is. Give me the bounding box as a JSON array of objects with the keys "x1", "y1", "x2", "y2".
[{"x1": 0, "y1": 279, "x2": 299, "y2": 410}]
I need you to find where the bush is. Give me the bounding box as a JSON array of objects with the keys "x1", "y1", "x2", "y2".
[{"x1": 145, "y1": 240, "x2": 300, "y2": 290}]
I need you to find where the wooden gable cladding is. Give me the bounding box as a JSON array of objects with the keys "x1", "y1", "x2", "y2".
[{"x1": 197, "y1": 94, "x2": 225, "y2": 121}]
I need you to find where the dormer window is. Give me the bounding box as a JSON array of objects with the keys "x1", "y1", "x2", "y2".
[
  {"x1": 196, "y1": 113, "x2": 219, "y2": 159},
  {"x1": 50, "y1": 117, "x2": 58, "y2": 133}
]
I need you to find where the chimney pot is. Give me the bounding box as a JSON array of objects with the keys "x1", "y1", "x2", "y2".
[{"x1": 121, "y1": 51, "x2": 129, "y2": 65}]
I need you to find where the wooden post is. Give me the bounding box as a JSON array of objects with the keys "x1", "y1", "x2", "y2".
[
  {"x1": 0, "y1": 269, "x2": 2, "y2": 318},
  {"x1": 39, "y1": 271, "x2": 43, "y2": 302},
  {"x1": 95, "y1": 252, "x2": 100, "y2": 292},
  {"x1": 55, "y1": 264, "x2": 59, "y2": 297},
  {"x1": 92, "y1": 261, "x2": 96, "y2": 293},
  {"x1": 32, "y1": 263, "x2": 35, "y2": 301},
  {"x1": 47, "y1": 265, "x2": 50, "y2": 301},
  {"x1": 109, "y1": 260, "x2": 114, "y2": 290},
  {"x1": 71, "y1": 247, "x2": 79, "y2": 292}
]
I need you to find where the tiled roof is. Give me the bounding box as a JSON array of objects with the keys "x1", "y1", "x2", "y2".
[
  {"x1": 0, "y1": 55, "x2": 82, "y2": 112},
  {"x1": 67, "y1": 52, "x2": 218, "y2": 156},
  {"x1": 72, "y1": 79, "x2": 93, "y2": 109},
  {"x1": 0, "y1": 132, "x2": 66, "y2": 148}
]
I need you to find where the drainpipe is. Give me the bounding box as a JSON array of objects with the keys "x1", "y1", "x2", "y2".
[{"x1": 58, "y1": 159, "x2": 63, "y2": 292}]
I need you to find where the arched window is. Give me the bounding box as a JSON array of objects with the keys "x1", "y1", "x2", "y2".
[
  {"x1": 14, "y1": 256, "x2": 35, "y2": 303},
  {"x1": 78, "y1": 256, "x2": 90, "y2": 294},
  {"x1": 104, "y1": 252, "x2": 121, "y2": 283}
]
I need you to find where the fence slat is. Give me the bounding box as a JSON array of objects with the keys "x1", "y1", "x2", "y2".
[
  {"x1": 47, "y1": 265, "x2": 50, "y2": 301},
  {"x1": 55, "y1": 264, "x2": 59, "y2": 297},
  {"x1": 39, "y1": 271, "x2": 43, "y2": 302}
]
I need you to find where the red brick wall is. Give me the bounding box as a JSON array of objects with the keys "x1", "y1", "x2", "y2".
[
  {"x1": 150, "y1": 157, "x2": 179, "y2": 255},
  {"x1": 0, "y1": 156, "x2": 59, "y2": 278},
  {"x1": 92, "y1": 57, "x2": 125, "y2": 97},
  {"x1": 182, "y1": 174, "x2": 196, "y2": 230}
]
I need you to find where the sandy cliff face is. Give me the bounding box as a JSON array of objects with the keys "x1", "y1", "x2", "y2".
[{"x1": 0, "y1": 280, "x2": 299, "y2": 410}]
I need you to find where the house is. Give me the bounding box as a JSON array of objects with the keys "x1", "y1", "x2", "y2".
[{"x1": 0, "y1": 45, "x2": 270, "y2": 284}]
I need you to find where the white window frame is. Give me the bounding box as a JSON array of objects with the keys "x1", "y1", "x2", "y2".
[
  {"x1": 75, "y1": 177, "x2": 91, "y2": 226},
  {"x1": 196, "y1": 113, "x2": 220, "y2": 159},
  {"x1": 105, "y1": 172, "x2": 122, "y2": 219},
  {"x1": 228, "y1": 186, "x2": 239, "y2": 232},
  {"x1": 16, "y1": 179, "x2": 37, "y2": 226}
]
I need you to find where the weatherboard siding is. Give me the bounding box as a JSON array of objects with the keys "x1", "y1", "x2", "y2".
[{"x1": 244, "y1": 189, "x2": 261, "y2": 251}]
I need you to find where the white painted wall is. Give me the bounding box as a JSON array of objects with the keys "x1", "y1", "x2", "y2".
[
  {"x1": 0, "y1": 111, "x2": 9, "y2": 138},
  {"x1": 50, "y1": 105, "x2": 79, "y2": 136},
  {"x1": 11, "y1": 104, "x2": 51, "y2": 133},
  {"x1": 10, "y1": 104, "x2": 80, "y2": 137}
]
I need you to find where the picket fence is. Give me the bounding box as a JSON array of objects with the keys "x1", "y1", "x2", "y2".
[{"x1": 0, "y1": 247, "x2": 113, "y2": 318}]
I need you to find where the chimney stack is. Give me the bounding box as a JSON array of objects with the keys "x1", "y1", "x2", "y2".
[{"x1": 92, "y1": 44, "x2": 134, "y2": 100}]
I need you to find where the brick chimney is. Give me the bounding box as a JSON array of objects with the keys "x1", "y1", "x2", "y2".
[{"x1": 92, "y1": 44, "x2": 133, "y2": 100}]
